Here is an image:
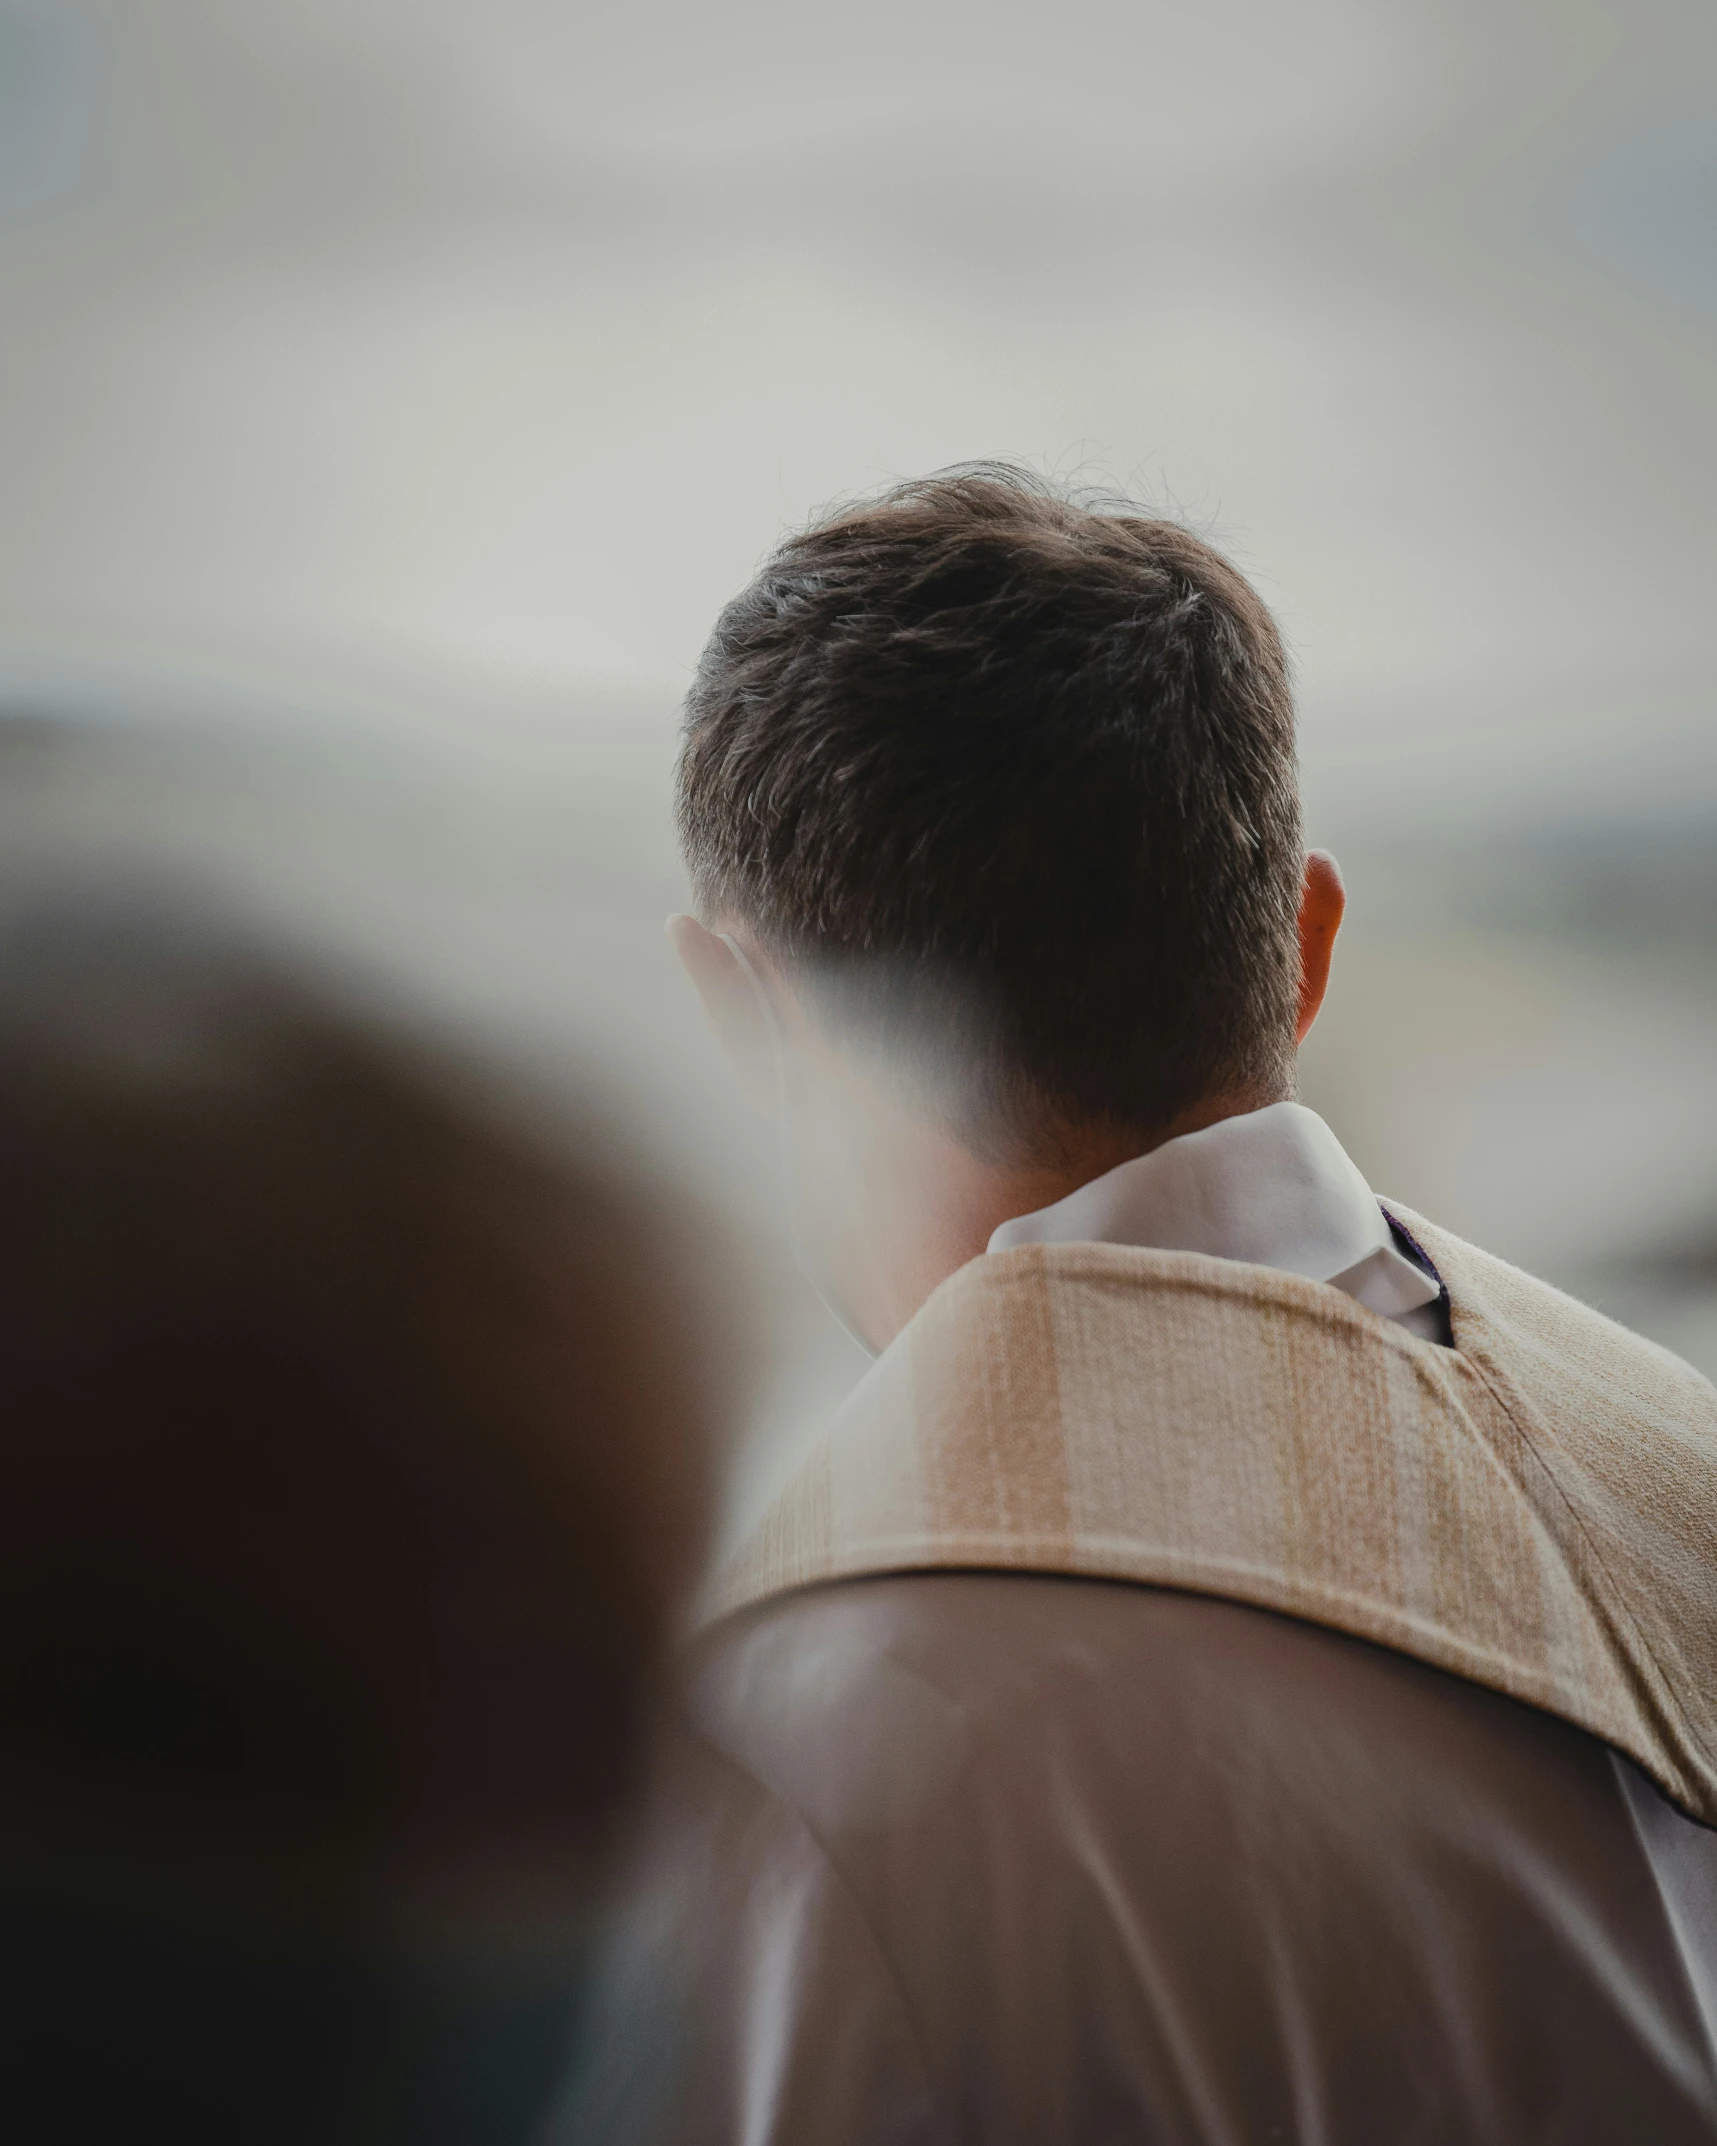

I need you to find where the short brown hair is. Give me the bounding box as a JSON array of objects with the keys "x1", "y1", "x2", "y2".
[{"x1": 677, "y1": 464, "x2": 1304, "y2": 1157}]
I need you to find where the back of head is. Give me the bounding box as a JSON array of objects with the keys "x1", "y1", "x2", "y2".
[
  {"x1": 678, "y1": 464, "x2": 1303, "y2": 1159},
  {"x1": 0, "y1": 894, "x2": 719, "y2": 2144}
]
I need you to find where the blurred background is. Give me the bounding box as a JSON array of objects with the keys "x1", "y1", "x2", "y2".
[{"x1": 1, "y1": 0, "x2": 1713, "y2": 1544}]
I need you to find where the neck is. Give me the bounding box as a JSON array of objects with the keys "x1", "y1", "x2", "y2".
[
  {"x1": 813, "y1": 1077, "x2": 1277, "y2": 1353},
  {"x1": 976, "y1": 1086, "x2": 1277, "y2": 1251}
]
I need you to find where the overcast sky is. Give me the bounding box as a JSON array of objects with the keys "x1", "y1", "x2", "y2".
[
  {"x1": 0, "y1": 0, "x2": 1712, "y2": 830},
  {"x1": 2, "y1": 0, "x2": 1715, "y2": 1456}
]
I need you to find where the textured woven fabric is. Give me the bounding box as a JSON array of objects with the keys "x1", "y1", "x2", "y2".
[{"x1": 707, "y1": 1204, "x2": 1717, "y2": 1823}]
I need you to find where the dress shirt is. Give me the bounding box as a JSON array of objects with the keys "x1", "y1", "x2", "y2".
[{"x1": 990, "y1": 1099, "x2": 1446, "y2": 1339}]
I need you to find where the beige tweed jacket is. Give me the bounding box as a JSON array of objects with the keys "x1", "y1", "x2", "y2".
[{"x1": 710, "y1": 1205, "x2": 1717, "y2": 1824}]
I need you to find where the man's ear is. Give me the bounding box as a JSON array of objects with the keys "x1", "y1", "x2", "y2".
[
  {"x1": 1295, "y1": 850, "x2": 1346, "y2": 1044},
  {"x1": 666, "y1": 914, "x2": 780, "y2": 1105}
]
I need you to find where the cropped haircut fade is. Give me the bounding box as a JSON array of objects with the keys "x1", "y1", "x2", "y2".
[{"x1": 677, "y1": 464, "x2": 1304, "y2": 1159}]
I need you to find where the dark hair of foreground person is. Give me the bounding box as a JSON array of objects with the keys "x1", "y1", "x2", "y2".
[{"x1": 0, "y1": 894, "x2": 720, "y2": 2146}]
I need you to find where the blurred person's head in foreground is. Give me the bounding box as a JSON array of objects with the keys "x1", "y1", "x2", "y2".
[
  {"x1": 0, "y1": 892, "x2": 723, "y2": 2145},
  {"x1": 671, "y1": 463, "x2": 1342, "y2": 1352}
]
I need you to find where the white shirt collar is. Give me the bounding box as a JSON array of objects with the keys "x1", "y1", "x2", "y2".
[{"x1": 987, "y1": 1101, "x2": 1439, "y2": 1325}]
